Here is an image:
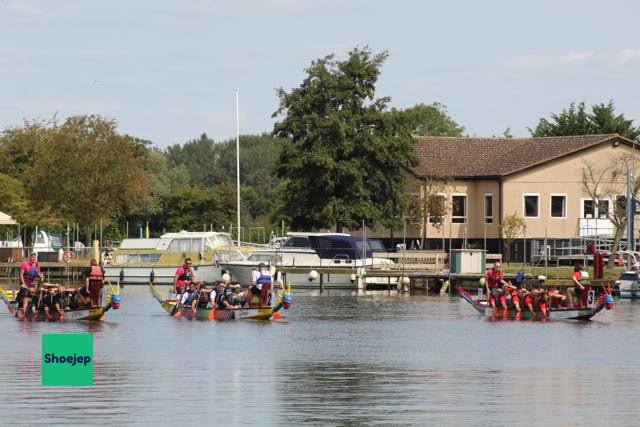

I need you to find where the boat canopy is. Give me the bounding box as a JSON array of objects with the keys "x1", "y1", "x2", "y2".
[{"x1": 302, "y1": 235, "x2": 387, "y2": 260}]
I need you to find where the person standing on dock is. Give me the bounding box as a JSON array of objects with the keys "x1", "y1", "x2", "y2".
[
  {"x1": 84, "y1": 259, "x2": 104, "y2": 307},
  {"x1": 485, "y1": 262, "x2": 510, "y2": 308},
  {"x1": 18, "y1": 252, "x2": 44, "y2": 316}
]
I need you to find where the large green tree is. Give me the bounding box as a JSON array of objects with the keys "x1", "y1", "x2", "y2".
[
  {"x1": 28, "y1": 115, "x2": 149, "y2": 242},
  {"x1": 272, "y1": 46, "x2": 418, "y2": 231},
  {"x1": 392, "y1": 102, "x2": 465, "y2": 136},
  {"x1": 529, "y1": 101, "x2": 640, "y2": 139}
]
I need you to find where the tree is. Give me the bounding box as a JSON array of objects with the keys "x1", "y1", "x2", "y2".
[
  {"x1": 529, "y1": 101, "x2": 640, "y2": 139},
  {"x1": 29, "y1": 115, "x2": 149, "y2": 243},
  {"x1": 391, "y1": 102, "x2": 465, "y2": 136},
  {"x1": 272, "y1": 46, "x2": 418, "y2": 231},
  {"x1": 403, "y1": 172, "x2": 451, "y2": 248},
  {"x1": 159, "y1": 185, "x2": 237, "y2": 232},
  {"x1": 581, "y1": 156, "x2": 640, "y2": 267},
  {"x1": 500, "y1": 213, "x2": 526, "y2": 265}
]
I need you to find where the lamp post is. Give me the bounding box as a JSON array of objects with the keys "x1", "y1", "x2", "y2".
[{"x1": 630, "y1": 136, "x2": 640, "y2": 253}]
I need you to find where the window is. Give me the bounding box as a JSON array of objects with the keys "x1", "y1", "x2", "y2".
[
  {"x1": 429, "y1": 194, "x2": 446, "y2": 224},
  {"x1": 550, "y1": 195, "x2": 566, "y2": 218},
  {"x1": 583, "y1": 199, "x2": 595, "y2": 218},
  {"x1": 582, "y1": 198, "x2": 611, "y2": 218},
  {"x1": 484, "y1": 194, "x2": 493, "y2": 224},
  {"x1": 452, "y1": 195, "x2": 467, "y2": 223},
  {"x1": 616, "y1": 195, "x2": 627, "y2": 216},
  {"x1": 598, "y1": 199, "x2": 610, "y2": 218},
  {"x1": 524, "y1": 194, "x2": 539, "y2": 218}
]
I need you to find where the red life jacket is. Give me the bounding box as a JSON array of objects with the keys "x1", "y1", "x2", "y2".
[{"x1": 88, "y1": 265, "x2": 104, "y2": 282}]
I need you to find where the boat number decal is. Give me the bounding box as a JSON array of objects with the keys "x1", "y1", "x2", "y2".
[
  {"x1": 587, "y1": 290, "x2": 595, "y2": 308},
  {"x1": 237, "y1": 310, "x2": 248, "y2": 316}
]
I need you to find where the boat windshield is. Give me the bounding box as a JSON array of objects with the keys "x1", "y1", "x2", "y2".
[
  {"x1": 283, "y1": 237, "x2": 311, "y2": 248},
  {"x1": 167, "y1": 238, "x2": 202, "y2": 253},
  {"x1": 209, "y1": 235, "x2": 232, "y2": 248}
]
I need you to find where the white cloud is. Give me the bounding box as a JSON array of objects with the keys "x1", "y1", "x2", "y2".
[
  {"x1": 504, "y1": 51, "x2": 594, "y2": 69},
  {"x1": 6, "y1": 1, "x2": 44, "y2": 17},
  {"x1": 617, "y1": 48, "x2": 640, "y2": 63},
  {"x1": 558, "y1": 52, "x2": 593, "y2": 62}
]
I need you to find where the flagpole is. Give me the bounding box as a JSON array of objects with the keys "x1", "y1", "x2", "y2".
[{"x1": 235, "y1": 88, "x2": 241, "y2": 246}]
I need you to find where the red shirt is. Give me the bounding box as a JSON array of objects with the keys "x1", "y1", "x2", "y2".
[{"x1": 485, "y1": 268, "x2": 503, "y2": 289}]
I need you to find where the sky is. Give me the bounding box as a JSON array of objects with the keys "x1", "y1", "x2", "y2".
[{"x1": 1, "y1": 0, "x2": 639, "y2": 148}]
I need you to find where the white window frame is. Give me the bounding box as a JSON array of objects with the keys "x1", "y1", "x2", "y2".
[
  {"x1": 550, "y1": 194, "x2": 567, "y2": 219},
  {"x1": 451, "y1": 194, "x2": 467, "y2": 224},
  {"x1": 484, "y1": 193, "x2": 493, "y2": 224},
  {"x1": 523, "y1": 193, "x2": 540, "y2": 218},
  {"x1": 597, "y1": 198, "x2": 612, "y2": 219},
  {"x1": 580, "y1": 197, "x2": 612, "y2": 219}
]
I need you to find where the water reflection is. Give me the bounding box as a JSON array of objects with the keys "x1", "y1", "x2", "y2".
[{"x1": 0, "y1": 293, "x2": 639, "y2": 425}]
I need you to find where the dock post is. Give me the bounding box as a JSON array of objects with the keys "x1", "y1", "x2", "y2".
[{"x1": 319, "y1": 273, "x2": 324, "y2": 294}]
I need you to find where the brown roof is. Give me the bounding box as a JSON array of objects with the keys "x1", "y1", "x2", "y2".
[{"x1": 409, "y1": 134, "x2": 630, "y2": 178}]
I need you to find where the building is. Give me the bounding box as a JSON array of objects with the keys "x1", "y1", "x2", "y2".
[{"x1": 372, "y1": 134, "x2": 638, "y2": 261}]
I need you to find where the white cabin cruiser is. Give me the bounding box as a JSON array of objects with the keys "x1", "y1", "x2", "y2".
[{"x1": 220, "y1": 232, "x2": 395, "y2": 294}]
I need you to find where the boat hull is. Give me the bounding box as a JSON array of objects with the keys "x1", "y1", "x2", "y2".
[
  {"x1": 149, "y1": 283, "x2": 275, "y2": 320},
  {"x1": 104, "y1": 264, "x2": 225, "y2": 285},
  {"x1": 8, "y1": 303, "x2": 112, "y2": 321},
  {"x1": 221, "y1": 263, "x2": 399, "y2": 295},
  {"x1": 458, "y1": 287, "x2": 608, "y2": 321}
]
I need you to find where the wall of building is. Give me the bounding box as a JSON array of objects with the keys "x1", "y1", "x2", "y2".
[{"x1": 503, "y1": 141, "x2": 632, "y2": 238}]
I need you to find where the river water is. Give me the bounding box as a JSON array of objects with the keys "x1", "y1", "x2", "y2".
[{"x1": 1, "y1": 285, "x2": 639, "y2": 426}]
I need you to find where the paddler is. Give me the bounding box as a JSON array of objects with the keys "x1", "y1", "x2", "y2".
[
  {"x1": 179, "y1": 282, "x2": 199, "y2": 312},
  {"x1": 173, "y1": 258, "x2": 195, "y2": 296},
  {"x1": 43, "y1": 286, "x2": 65, "y2": 320},
  {"x1": 18, "y1": 252, "x2": 44, "y2": 317},
  {"x1": 485, "y1": 262, "x2": 510, "y2": 308}
]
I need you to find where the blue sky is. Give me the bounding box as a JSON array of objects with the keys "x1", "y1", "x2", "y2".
[{"x1": 1, "y1": 0, "x2": 639, "y2": 148}]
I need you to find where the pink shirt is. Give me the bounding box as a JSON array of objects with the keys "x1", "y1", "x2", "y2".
[{"x1": 20, "y1": 260, "x2": 40, "y2": 286}]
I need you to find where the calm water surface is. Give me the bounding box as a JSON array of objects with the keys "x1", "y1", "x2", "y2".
[{"x1": 1, "y1": 285, "x2": 639, "y2": 426}]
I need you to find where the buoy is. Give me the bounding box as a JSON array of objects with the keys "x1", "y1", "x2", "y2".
[{"x1": 618, "y1": 256, "x2": 624, "y2": 267}]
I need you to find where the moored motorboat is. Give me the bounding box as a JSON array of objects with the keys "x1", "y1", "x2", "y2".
[
  {"x1": 0, "y1": 282, "x2": 121, "y2": 321},
  {"x1": 148, "y1": 282, "x2": 291, "y2": 321},
  {"x1": 104, "y1": 231, "x2": 249, "y2": 285},
  {"x1": 457, "y1": 285, "x2": 613, "y2": 321},
  {"x1": 220, "y1": 232, "x2": 396, "y2": 294}
]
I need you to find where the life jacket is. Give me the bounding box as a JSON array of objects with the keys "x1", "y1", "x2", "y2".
[
  {"x1": 256, "y1": 270, "x2": 272, "y2": 286},
  {"x1": 88, "y1": 265, "x2": 104, "y2": 282},
  {"x1": 178, "y1": 267, "x2": 193, "y2": 282},
  {"x1": 182, "y1": 290, "x2": 197, "y2": 306},
  {"x1": 23, "y1": 262, "x2": 40, "y2": 282}
]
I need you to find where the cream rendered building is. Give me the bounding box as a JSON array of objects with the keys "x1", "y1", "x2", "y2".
[{"x1": 369, "y1": 134, "x2": 637, "y2": 261}]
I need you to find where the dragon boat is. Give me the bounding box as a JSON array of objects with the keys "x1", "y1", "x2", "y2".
[
  {"x1": 0, "y1": 283, "x2": 121, "y2": 321},
  {"x1": 149, "y1": 281, "x2": 291, "y2": 321},
  {"x1": 457, "y1": 284, "x2": 614, "y2": 321}
]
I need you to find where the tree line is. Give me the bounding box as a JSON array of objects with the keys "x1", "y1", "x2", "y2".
[{"x1": 1, "y1": 46, "x2": 638, "y2": 247}]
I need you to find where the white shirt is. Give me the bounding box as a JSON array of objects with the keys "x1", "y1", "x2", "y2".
[{"x1": 251, "y1": 268, "x2": 272, "y2": 290}]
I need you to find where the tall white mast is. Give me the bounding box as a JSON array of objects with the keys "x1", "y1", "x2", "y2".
[{"x1": 235, "y1": 88, "x2": 241, "y2": 246}]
